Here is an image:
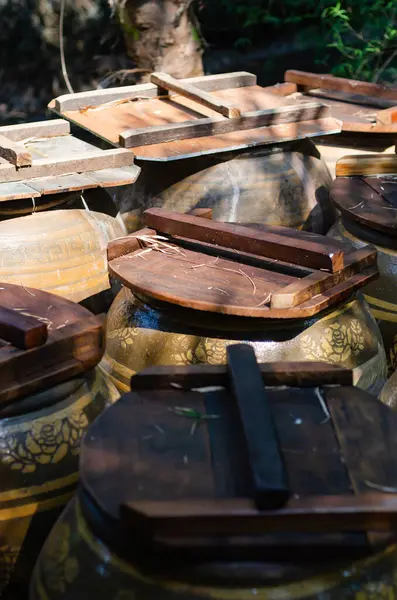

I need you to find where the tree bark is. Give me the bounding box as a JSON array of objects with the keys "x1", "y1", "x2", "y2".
[{"x1": 117, "y1": 0, "x2": 203, "y2": 80}]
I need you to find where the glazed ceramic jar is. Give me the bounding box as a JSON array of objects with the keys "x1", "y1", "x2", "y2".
[
  {"x1": 328, "y1": 155, "x2": 397, "y2": 375},
  {"x1": 0, "y1": 283, "x2": 119, "y2": 599},
  {"x1": 30, "y1": 354, "x2": 397, "y2": 600},
  {"x1": 101, "y1": 210, "x2": 387, "y2": 395}
]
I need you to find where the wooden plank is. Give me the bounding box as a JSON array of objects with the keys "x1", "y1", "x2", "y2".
[
  {"x1": 130, "y1": 362, "x2": 354, "y2": 389},
  {"x1": 285, "y1": 70, "x2": 397, "y2": 102},
  {"x1": 119, "y1": 102, "x2": 330, "y2": 148},
  {"x1": 0, "y1": 134, "x2": 32, "y2": 167},
  {"x1": 151, "y1": 72, "x2": 241, "y2": 119},
  {"x1": 121, "y1": 492, "x2": 397, "y2": 538},
  {"x1": 84, "y1": 165, "x2": 141, "y2": 187},
  {"x1": 26, "y1": 173, "x2": 98, "y2": 195},
  {"x1": 143, "y1": 208, "x2": 345, "y2": 272},
  {"x1": 0, "y1": 119, "x2": 70, "y2": 142},
  {"x1": 0, "y1": 181, "x2": 40, "y2": 201},
  {"x1": 376, "y1": 107, "x2": 397, "y2": 125},
  {"x1": 52, "y1": 72, "x2": 257, "y2": 112},
  {"x1": 262, "y1": 82, "x2": 298, "y2": 96},
  {"x1": 335, "y1": 154, "x2": 397, "y2": 176},
  {"x1": 271, "y1": 247, "x2": 377, "y2": 309},
  {"x1": 307, "y1": 88, "x2": 397, "y2": 110},
  {"x1": 227, "y1": 344, "x2": 290, "y2": 510},
  {"x1": 0, "y1": 148, "x2": 135, "y2": 183},
  {"x1": 0, "y1": 306, "x2": 48, "y2": 349},
  {"x1": 107, "y1": 227, "x2": 157, "y2": 262}
]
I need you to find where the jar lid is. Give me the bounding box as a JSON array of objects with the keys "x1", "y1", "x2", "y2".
[
  {"x1": 331, "y1": 154, "x2": 397, "y2": 235},
  {"x1": 80, "y1": 346, "x2": 397, "y2": 564},
  {"x1": 107, "y1": 208, "x2": 378, "y2": 319},
  {"x1": 0, "y1": 282, "x2": 104, "y2": 405}
]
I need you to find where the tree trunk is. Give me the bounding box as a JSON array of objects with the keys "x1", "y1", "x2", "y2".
[{"x1": 118, "y1": 0, "x2": 203, "y2": 80}]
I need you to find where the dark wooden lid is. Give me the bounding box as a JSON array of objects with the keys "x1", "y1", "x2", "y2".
[
  {"x1": 0, "y1": 282, "x2": 104, "y2": 405},
  {"x1": 80, "y1": 347, "x2": 397, "y2": 564},
  {"x1": 107, "y1": 208, "x2": 378, "y2": 319},
  {"x1": 331, "y1": 155, "x2": 397, "y2": 235}
]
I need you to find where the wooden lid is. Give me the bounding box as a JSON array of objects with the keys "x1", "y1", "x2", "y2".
[
  {"x1": 107, "y1": 208, "x2": 378, "y2": 319},
  {"x1": 0, "y1": 282, "x2": 104, "y2": 405},
  {"x1": 49, "y1": 71, "x2": 341, "y2": 162},
  {"x1": 282, "y1": 70, "x2": 397, "y2": 135},
  {"x1": 81, "y1": 346, "x2": 397, "y2": 564},
  {"x1": 331, "y1": 155, "x2": 397, "y2": 235}
]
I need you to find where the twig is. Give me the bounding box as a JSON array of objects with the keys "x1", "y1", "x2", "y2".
[{"x1": 239, "y1": 268, "x2": 256, "y2": 295}]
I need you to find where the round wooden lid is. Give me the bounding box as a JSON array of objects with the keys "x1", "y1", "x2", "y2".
[
  {"x1": 0, "y1": 282, "x2": 104, "y2": 405},
  {"x1": 108, "y1": 209, "x2": 378, "y2": 319},
  {"x1": 331, "y1": 175, "x2": 397, "y2": 235},
  {"x1": 80, "y1": 347, "x2": 397, "y2": 574}
]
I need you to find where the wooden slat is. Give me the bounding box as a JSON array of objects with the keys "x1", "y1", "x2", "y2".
[
  {"x1": 84, "y1": 165, "x2": 141, "y2": 187},
  {"x1": 335, "y1": 154, "x2": 397, "y2": 177},
  {"x1": 119, "y1": 102, "x2": 330, "y2": 148},
  {"x1": 0, "y1": 306, "x2": 48, "y2": 349},
  {"x1": 26, "y1": 173, "x2": 98, "y2": 195},
  {"x1": 271, "y1": 247, "x2": 377, "y2": 309},
  {"x1": 52, "y1": 72, "x2": 257, "y2": 112},
  {"x1": 121, "y1": 493, "x2": 397, "y2": 538},
  {"x1": 0, "y1": 134, "x2": 32, "y2": 167},
  {"x1": 285, "y1": 70, "x2": 397, "y2": 102},
  {"x1": 0, "y1": 148, "x2": 135, "y2": 183},
  {"x1": 227, "y1": 345, "x2": 290, "y2": 510},
  {"x1": 151, "y1": 72, "x2": 241, "y2": 119},
  {"x1": 262, "y1": 82, "x2": 298, "y2": 96},
  {"x1": 0, "y1": 119, "x2": 70, "y2": 142},
  {"x1": 107, "y1": 227, "x2": 157, "y2": 262},
  {"x1": 143, "y1": 208, "x2": 345, "y2": 272},
  {"x1": 130, "y1": 362, "x2": 354, "y2": 389},
  {"x1": 0, "y1": 182, "x2": 40, "y2": 201},
  {"x1": 306, "y1": 88, "x2": 397, "y2": 110}
]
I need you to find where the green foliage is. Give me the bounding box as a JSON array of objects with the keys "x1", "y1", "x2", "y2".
[{"x1": 212, "y1": 0, "x2": 397, "y2": 83}]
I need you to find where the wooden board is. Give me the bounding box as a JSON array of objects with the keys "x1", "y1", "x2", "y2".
[
  {"x1": 275, "y1": 70, "x2": 397, "y2": 135},
  {"x1": 108, "y1": 209, "x2": 378, "y2": 319},
  {"x1": 335, "y1": 154, "x2": 397, "y2": 177},
  {"x1": 0, "y1": 282, "x2": 104, "y2": 404},
  {"x1": 0, "y1": 120, "x2": 140, "y2": 200},
  {"x1": 50, "y1": 76, "x2": 341, "y2": 161}
]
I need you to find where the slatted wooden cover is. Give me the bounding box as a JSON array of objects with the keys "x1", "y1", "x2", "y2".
[
  {"x1": 107, "y1": 208, "x2": 378, "y2": 319},
  {"x1": 0, "y1": 282, "x2": 104, "y2": 404}
]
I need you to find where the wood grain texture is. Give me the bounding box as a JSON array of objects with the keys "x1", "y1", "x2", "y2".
[
  {"x1": 285, "y1": 70, "x2": 397, "y2": 102},
  {"x1": 52, "y1": 72, "x2": 257, "y2": 111},
  {"x1": 0, "y1": 119, "x2": 70, "y2": 142},
  {"x1": 130, "y1": 362, "x2": 354, "y2": 389},
  {"x1": 335, "y1": 154, "x2": 397, "y2": 176},
  {"x1": 0, "y1": 134, "x2": 32, "y2": 167},
  {"x1": 0, "y1": 282, "x2": 105, "y2": 404},
  {"x1": 143, "y1": 208, "x2": 345, "y2": 272},
  {"x1": 151, "y1": 72, "x2": 242, "y2": 118},
  {"x1": 106, "y1": 227, "x2": 157, "y2": 262},
  {"x1": 0, "y1": 305, "x2": 48, "y2": 349},
  {"x1": 119, "y1": 102, "x2": 330, "y2": 148},
  {"x1": 376, "y1": 107, "x2": 397, "y2": 125}
]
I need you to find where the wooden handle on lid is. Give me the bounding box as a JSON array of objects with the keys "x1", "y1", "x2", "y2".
[
  {"x1": 151, "y1": 72, "x2": 242, "y2": 119},
  {"x1": 227, "y1": 344, "x2": 291, "y2": 510},
  {"x1": 143, "y1": 208, "x2": 345, "y2": 272},
  {"x1": 0, "y1": 306, "x2": 47, "y2": 349}
]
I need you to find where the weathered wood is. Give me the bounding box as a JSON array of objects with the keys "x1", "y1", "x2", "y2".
[
  {"x1": 270, "y1": 247, "x2": 377, "y2": 309},
  {"x1": 143, "y1": 208, "x2": 345, "y2": 272},
  {"x1": 84, "y1": 165, "x2": 141, "y2": 187},
  {"x1": 52, "y1": 72, "x2": 257, "y2": 112},
  {"x1": 107, "y1": 228, "x2": 157, "y2": 262},
  {"x1": 227, "y1": 345, "x2": 291, "y2": 510},
  {"x1": 151, "y1": 72, "x2": 242, "y2": 119},
  {"x1": 335, "y1": 155, "x2": 397, "y2": 177},
  {"x1": 263, "y1": 82, "x2": 298, "y2": 96},
  {"x1": 26, "y1": 173, "x2": 98, "y2": 195},
  {"x1": 0, "y1": 134, "x2": 32, "y2": 167},
  {"x1": 0, "y1": 119, "x2": 70, "y2": 142},
  {"x1": 0, "y1": 149, "x2": 135, "y2": 183},
  {"x1": 0, "y1": 182, "x2": 40, "y2": 201},
  {"x1": 0, "y1": 306, "x2": 48, "y2": 349},
  {"x1": 285, "y1": 70, "x2": 397, "y2": 102},
  {"x1": 376, "y1": 107, "x2": 397, "y2": 125},
  {"x1": 306, "y1": 88, "x2": 397, "y2": 110},
  {"x1": 121, "y1": 493, "x2": 397, "y2": 538},
  {"x1": 119, "y1": 102, "x2": 330, "y2": 148},
  {"x1": 130, "y1": 362, "x2": 354, "y2": 389}
]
